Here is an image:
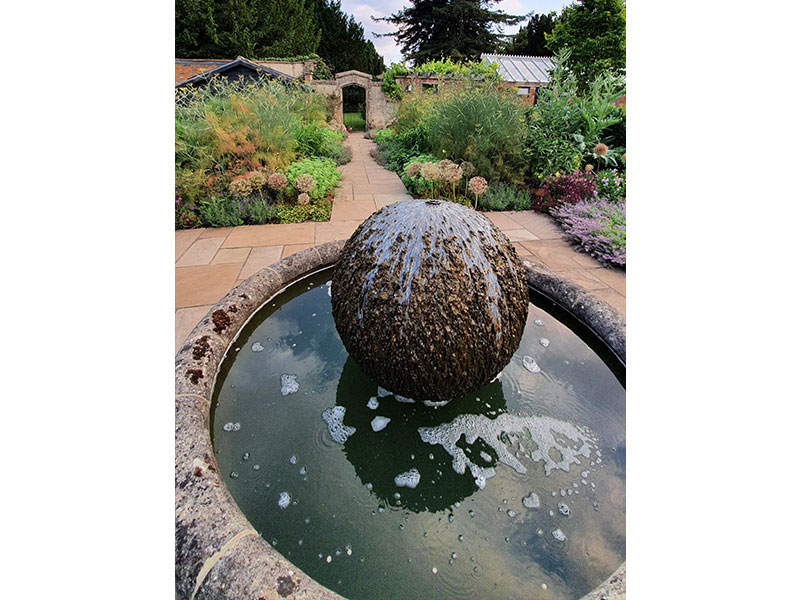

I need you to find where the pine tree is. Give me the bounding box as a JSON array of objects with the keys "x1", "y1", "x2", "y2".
[
  {"x1": 505, "y1": 12, "x2": 557, "y2": 56},
  {"x1": 374, "y1": 0, "x2": 524, "y2": 65},
  {"x1": 310, "y1": 0, "x2": 385, "y2": 75},
  {"x1": 175, "y1": 0, "x2": 321, "y2": 58}
]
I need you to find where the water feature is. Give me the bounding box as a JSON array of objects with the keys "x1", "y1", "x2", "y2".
[{"x1": 210, "y1": 267, "x2": 625, "y2": 600}]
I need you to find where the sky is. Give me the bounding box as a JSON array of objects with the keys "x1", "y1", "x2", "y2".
[{"x1": 340, "y1": 0, "x2": 573, "y2": 66}]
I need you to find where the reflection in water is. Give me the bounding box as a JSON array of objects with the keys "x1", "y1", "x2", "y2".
[{"x1": 334, "y1": 357, "x2": 508, "y2": 513}]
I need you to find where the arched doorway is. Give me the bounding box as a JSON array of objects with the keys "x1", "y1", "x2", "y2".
[
  {"x1": 342, "y1": 84, "x2": 366, "y2": 131},
  {"x1": 309, "y1": 70, "x2": 390, "y2": 132}
]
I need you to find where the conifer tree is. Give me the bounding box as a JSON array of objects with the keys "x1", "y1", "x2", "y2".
[{"x1": 374, "y1": 0, "x2": 523, "y2": 65}]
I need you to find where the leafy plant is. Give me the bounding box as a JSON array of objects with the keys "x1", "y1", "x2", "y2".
[
  {"x1": 478, "y1": 183, "x2": 532, "y2": 211},
  {"x1": 276, "y1": 198, "x2": 332, "y2": 222},
  {"x1": 285, "y1": 157, "x2": 341, "y2": 200}
]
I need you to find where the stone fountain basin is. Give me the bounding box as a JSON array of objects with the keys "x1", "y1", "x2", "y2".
[{"x1": 175, "y1": 240, "x2": 626, "y2": 600}]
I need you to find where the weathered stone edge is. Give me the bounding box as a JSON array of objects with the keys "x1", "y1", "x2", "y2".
[{"x1": 174, "y1": 240, "x2": 625, "y2": 600}]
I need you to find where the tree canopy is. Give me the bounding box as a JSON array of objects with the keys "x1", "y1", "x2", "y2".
[
  {"x1": 311, "y1": 0, "x2": 385, "y2": 75},
  {"x1": 176, "y1": 0, "x2": 385, "y2": 75},
  {"x1": 545, "y1": 0, "x2": 626, "y2": 88},
  {"x1": 375, "y1": 0, "x2": 524, "y2": 65},
  {"x1": 505, "y1": 12, "x2": 557, "y2": 56}
]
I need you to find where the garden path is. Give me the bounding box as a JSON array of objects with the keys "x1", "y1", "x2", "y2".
[{"x1": 175, "y1": 134, "x2": 625, "y2": 352}]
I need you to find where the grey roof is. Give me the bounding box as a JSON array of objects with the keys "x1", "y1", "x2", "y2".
[
  {"x1": 481, "y1": 54, "x2": 555, "y2": 84},
  {"x1": 176, "y1": 57, "x2": 294, "y2": 88}
]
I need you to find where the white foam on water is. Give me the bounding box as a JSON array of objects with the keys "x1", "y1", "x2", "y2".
[
  {"x1": 422, "y1": 399, "x2": 450, "y2": 408},
  {"x1": 581, "y1": 470, "x2": 589, "y2": 478},
  {"x1": 522, "y1": 356, "x2": 541, "y2": 373},
  {"x1": 539, "y1": 338, "x2": 550, "y2": 348},
  {"x1": 490, "y1": 372, "x2": 503, "y2": 383},
  {"x1": 479, "y1": 451, "x2": 493, "y2": 463},
  {"x1": 552, "y1": 529, "x2": 566, "y2": 542},
  {"x1": 558, "y1": 502, "x2": 571, "y2": 516},
  {"x1": 394, "y1": 468, "x2": 421, "y2": 488},
  {"x1": 300, "y1": 466, "x2": 307, "y2": 475},
  {"x1": 367, "y1": 397, "x2": 379, "y2": 409},
  {"x1": 251, "y1": 341, "x2": 264, "y2": 352},
  {"x1": 418, "y1": 413, "x2": 594, "y2": 489},
  {"x1": 377, "y1": 387, "x2": 393, "y2": 397},
  {"x1": 395, "y1": 394, "x2": 415, "y2": 403},
  {"x1": 326, "y1": 281, "x2": 332, "y2": 297},
  {"x1": 278, "y1": 492, "x2": 291, "y2": 509},
  {"x1": 534, "y1": 319, "x2": 544, "y2": 326},
  {"x1": 371, "y1": 416, "x2": 391, "y2": 432},
  {"x1": 223, "y1": 422, "x2": 241, "y2": 432},
  {"x1": 289, "y1": 455, "x2": 297, "y2": 464},
  {"x1": 522, "y1": 492, "x2": 540, "y2": 508},
  {"x1": 507, "y1": 509, "x2": 516, "y2": 518},
  {"x1": 322, "y1": 406, "x2": 356, "y2": 444},
  {"x1": 281, "y1": 374, "x2": 299, "y2": 396}
]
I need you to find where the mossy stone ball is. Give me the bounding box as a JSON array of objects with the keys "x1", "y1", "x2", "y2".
[{"x1": 331, "y1": 200, "x2": 528, "y2": 403}]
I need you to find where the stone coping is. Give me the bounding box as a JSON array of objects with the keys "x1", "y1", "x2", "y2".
[{"x1": 175, "y1": 240, "x2": 626, "y2": 600}]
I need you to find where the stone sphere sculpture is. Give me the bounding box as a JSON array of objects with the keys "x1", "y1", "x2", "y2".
[{"x1": 331, "y1": 199, "x2": 528, "y2": 403}]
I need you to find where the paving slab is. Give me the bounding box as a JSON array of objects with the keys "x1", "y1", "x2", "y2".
[
  {"x1": 282, "y1": 243, "x2": 314, "y2": 258},
  {"x1": 175, "y1": 305, "x2": 213, "y2": 353},
  {"x1": 176, "y1": 237, "x2": 225, "y2": 267},
  {"x1": 315, "y1": 220, "x2": 363, "y2": 243},
  {"x1": 238, "y1": 246, "x2": 283, "y2": 279},
  {"x1": 211, "y1": 247, "x2": 250, "y2": 265},
  {"x1": 175, "y1": 262, "x2": 242, "y2": 308},
  {"x1": 175, "y1": 229, "x2": 203, "y2": 262},
  {"x1": 330, "y1": 199, "x2": 377, "y2": 221},
  {"x1": 222, "y1": 223, "x2": 315, "y2": 248}
]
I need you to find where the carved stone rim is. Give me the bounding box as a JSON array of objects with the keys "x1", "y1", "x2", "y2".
[{"x1": 174, "y1": 240, "x2": 626, "y2": 600}]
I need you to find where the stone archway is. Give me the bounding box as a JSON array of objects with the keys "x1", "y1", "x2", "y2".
[{"x1": 310, "y1": 70, "x2": 391, "y2": 131}]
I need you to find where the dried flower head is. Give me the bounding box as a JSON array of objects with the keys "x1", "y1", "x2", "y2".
[
  {"x1": 247, "y1": 171, "x2": 267, "y2": 188},
  {"x1": 228, "y1": 177, "x2": 253, "y2": 197},
  {"x1": 267, "y1": 172, "x2": 288, "y2": 190},
  {"x1": 420, "y1": 162, "x2": 441, "y2": 181},
  {"x1": 441, "y1": 163, "x2": 463, "y2": 184},
  {"x1": 585, "y1": 164, "x2": 594, "y2": 172},
  {"x1": 460, "y1": 162, "x2": 475, "y2": 178},
  {"x1": 438, "y1": 159, "x2": 456, "y2": 171},
  {"x1": 594, "y1": 143, "x2": 609, "y2": 157},
  {"x1": 297, "y1": 192, "x2": 310, "y2": 205},
  {"x1": 295, "y1": 173, "x2": 316, "y2": 193},
  {"x1": 468, "y1": 176, "x2": 488, "y2": 196},
  {"x1": 406, "y1": 162, "x2": 423, "y2": 178}
]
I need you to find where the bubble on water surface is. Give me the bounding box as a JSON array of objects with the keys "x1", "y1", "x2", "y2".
[
  {"x1": 552, "y1": 528, "x2": 566, "y2": 542},
  {"x1": 418, "y1": 413, "x2": 594, "y2": 489},
  {"x1": 278, "y1": 492, "x2": 291, "y2": 509},
  {"x1": 300, "y1": 466, "x2": 307, "y2": 475},
  {"x1": 251, "y1": 342, "x2": 264, "y2": 352},
  {"x1": 558, "y1": 502, "x2": 571, "y2": 516},
  {"x1": 506, "y1": 510, "x2": 516, "y2": 518},
  {"x1": 479, "y1": 451, "x2": 493, "y2": 463},
  {"x1": 230, "y1": 471, "x2": 238, "y2": 479},
  {"x1": 522, "y1": 493, "x2": 540, "y2": 508},
  {"x1": 367, "y1": 397, "x2": 379, "y2": 409},
  {"x1": 252, "y1": 464, "x2": 260, "y2": 471},
  {"x1": 394, "y1": 468, "x2": 421, "y2": 489},
  {"x1": 539, "y1": 338, "x2": 550, "y2": 348},
  {"x1": 534, "y1": 319, "x2": 544, "y2": 326},
  {"x1": 326, "y1": 281, "x2": 332, "y2": 297},
  {"x1": 371, "y1": 416, "x2": 391, "y2": 432},
  {"x1": 522, "y1": 356, "x2": 541, "y2": 373},
  {"x1": 289, "y1": 455, "x2": 297, "y2": 464},
  {"x1": 242, "y1": 452, "x2": 250, "y2": 461},
  {"x1": 322, "y1": 406, "x2": 356, "y2": 444},
  {"x1": 281, "y1": 374, "x2": 299, "y2": 396},
  {"x1": 222, "y1": 422, "x2": 241, "y2": 432}
]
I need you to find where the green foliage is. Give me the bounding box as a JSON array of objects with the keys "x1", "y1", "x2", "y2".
[
  {"x1": 375, "y1": 0, "x2": 525, "y2": 65},
  {"x1": 478, "y1": 183, "x2": 532, "y2": 211},
  {"x1": 343, "y1": 112, "x2": 366, "y2": 131},
  {"x1": 295, "y1": 123, "x2": 349, "y2": 164},
  {"x1": 526, "y1": 51, "x2": 625, "y2": 178},
  {"x1": 411, "y1": 57, "x2": 499, "y2": 77},
  {"x1": 381, "y1": 63, "x2": 408, "y2": 100},
  {"x1": 285, "y1": 157, "x2": 341, "y2": 199},
  {"x1": 546, "y1": 0, "x2": 626, "y2": 90},
  {"x1": 505, "y1": 12, "x2": 557, "y2": 56},
  {"x1": 176, "y1": 0, "x2": 321, "y2": 58},
  {"x1": 311, "y1": 0, "x2": 385, "y2": 75},
  {"x1": 427, "y1": 85, "x2": 527, "y2": 182},
  {"x1": 275, "y1": 198, "x2": 332, "y2": 222}
]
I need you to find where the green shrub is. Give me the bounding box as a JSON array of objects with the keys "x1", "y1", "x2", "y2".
[
  {"x1": 295, "y1": 123, "x2": 349, "y2": 164},
  {"x1": 276, "y1": 199, "x2": 332, "y2": 223},
  {"x1": 526, "y1": 51, "x2": 625, "y2": 178},
  {"x1": 427, "y1": 85, "x2": 527, "y2": 182},
  {"x1": 381, "y1": 63, "x2": 409, "y2": 100},
  {"x1": 285, "y1": 157, "x2": 341, "y2": 200},
  {"x1": 478, "y1": 183, "x2": 532, "y2": 211}
]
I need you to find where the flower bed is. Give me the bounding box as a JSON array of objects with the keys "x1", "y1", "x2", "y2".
[
  {"x1": 551, "y1": 199, "x2": 626, "y2": 268},
  {"x1": 175, "y1": 77, "x2": 348, "y2": 229}
]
